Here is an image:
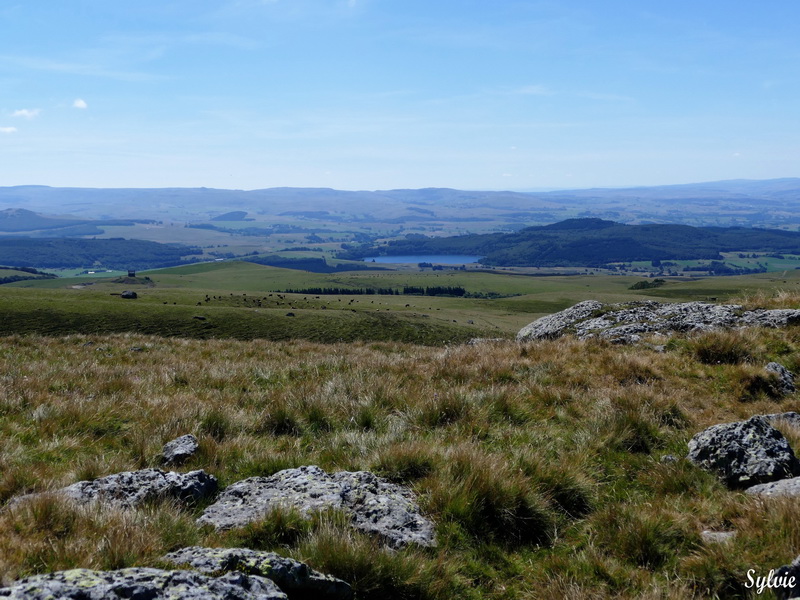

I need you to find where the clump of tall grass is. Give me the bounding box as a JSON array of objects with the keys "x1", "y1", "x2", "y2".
[{"x1": 426, "y1": 444, "x2": 556, "y2": 546}]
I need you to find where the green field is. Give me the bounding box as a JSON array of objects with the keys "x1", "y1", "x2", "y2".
[{"x1": 4, "y1": 260, "x2": 800, "y2": 344}]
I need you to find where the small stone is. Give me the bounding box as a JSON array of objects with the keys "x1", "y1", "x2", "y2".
[
  {"x1": 700, "y1": 530, "x2": 736, "y2": 544},
  {"x1": 162, "y1": 434, "x2": 200, "y2": 466},
  {"x1": 766, "y1": 362, "x2": 796, "y2": 395},
  {"x1": 120, "y1": 290, "x2": 138, "y2": 299}
]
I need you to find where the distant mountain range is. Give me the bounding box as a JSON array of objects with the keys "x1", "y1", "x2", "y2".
[
  {"x1": 339, "y1": 218, "x2": 800, "y2": 267},
  {"x1": 0, "y1": 178, "x2": 799, "y2": 229}
]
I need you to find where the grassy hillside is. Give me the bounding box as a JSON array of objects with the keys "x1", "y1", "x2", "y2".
[
  {"x1": 3, "y1": 305, "x2": 800, "y2": 597},
  {"x1": 5, "y1": 260, "x2": 800, "y2": 344}
]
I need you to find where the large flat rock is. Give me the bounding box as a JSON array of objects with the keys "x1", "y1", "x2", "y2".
[
  {"x1": 197, "y1": 465, "x2": 435, "y2": 549},
  {"x1": 517, "y1": 300, "x2": 800, "y2": 344}
]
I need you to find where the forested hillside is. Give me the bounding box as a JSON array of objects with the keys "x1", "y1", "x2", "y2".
[{"x1": 339, "y1": 219, "x2": 800, "y2": 267}]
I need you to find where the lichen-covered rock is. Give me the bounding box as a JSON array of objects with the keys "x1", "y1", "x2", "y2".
[
  {"x1": 766, "y1": 362, "x2": 796, "y2": 395},
  {"x1": 162, "y1": 434, "x2": 200, "y2": 466},
  {"x1": 164, "y1": 547, "x2": 352, "y2": 600},
  {"x1": 13, "y1": 468, "x2": 217, "y2": 509},
  {"x1": 516, "y1": 300, "x2": 800, "y2": 344},
  {"x1": 197, "y1": 465, "x2": 435, "y2": 549},
  {"x1": 0, "y1": 568, "x2": 287, "y2": 599},
  {"x1": 686, "y1": 416, "x2": 800, "y2": 489}
]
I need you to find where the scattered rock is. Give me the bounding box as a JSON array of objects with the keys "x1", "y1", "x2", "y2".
[
  {"x1": 660, "y1": 454, "x2": 678, "y2": 464},
  {"x1": 700, "y1": 530, "x2": 736, "y2": 544},
  {"x1": 193, "y1": 315, "x2": 207, "y2": 321},
  {"x1": 517, "y1": 300, "x2": 800, "y2": 344},
  {"x1": 766, "y1": 362, "x2": 796, "y2": 395},
  {"x1": 686, "y1": 416, "x2": 800, "y2": 489},
  {"x1": 120, "y1": 290, "x2": 138, "y2": 299},
  {"x1": 0, "y1": 568, "x2": 287, "y2": 599},
  {"x1": 164, "y1": 547, "x2": 352, "y2": 600},
  {"x1": 13, "y1": 468, "x2": 217, "y2": 509},
  {"x1": 162, "y1": 434, "x2": 200, "y2": 466},
  {"x1": 197, "y1": 465, "x2": 436, "y2": 549},
  {"x1": 745, "y1": 476, "x2": 800, "y2": 497}
]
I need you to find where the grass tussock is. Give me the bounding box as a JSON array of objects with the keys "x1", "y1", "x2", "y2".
[{"x1": 3, "y1": 331, "x2": 800, "y2": 596}]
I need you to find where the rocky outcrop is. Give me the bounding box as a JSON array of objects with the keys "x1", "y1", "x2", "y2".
[
  {"x1": 766, "y1": 362, "x2": 796, "y2": 395},
  {"x1": 162, "y1": 434, "x2": 200, "y2": 466},
  {"x1": 197, "y1": 465, "x2": 436, "y2": 549},
  {"x1": 517, "y1": 300, "x2": 800, "y2": 344},
  {"x1": 13, "y1": 468, "x2": 217, "y2": 509},
  {"x1": 164, "y1": 547, "x2": 352, "y2": 600},
  {"x1": 0, "y1": 568, "x2": 287, "y2": 599},
  {"x1": 686, "y1": 416, "x2": 800, "y2": 489}
]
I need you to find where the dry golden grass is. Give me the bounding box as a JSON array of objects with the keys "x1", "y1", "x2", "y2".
[{"x1": 2, "y1": 329, "x2": 800, "y2": 597}]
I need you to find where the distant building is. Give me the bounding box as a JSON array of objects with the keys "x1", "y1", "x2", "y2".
[{"x1": 128, "y1": 269, "x2": 136, "y2": 277}]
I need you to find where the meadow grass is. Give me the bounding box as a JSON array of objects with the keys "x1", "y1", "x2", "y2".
[{"x1": 3, "y1": 291, "x2": 800, "y2": 598}]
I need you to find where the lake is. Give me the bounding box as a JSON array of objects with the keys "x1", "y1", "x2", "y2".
[{"x1": 363, "y1": 255, "x2": 484, "y2": 264}]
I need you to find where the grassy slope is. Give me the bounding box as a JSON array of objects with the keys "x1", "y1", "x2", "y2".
[
  {"x1": 3, "y1": 317, "x2": 800, "y2": 598},
  {"x1": 5, "y1": 261, "x2": 800, "y2": 343}
]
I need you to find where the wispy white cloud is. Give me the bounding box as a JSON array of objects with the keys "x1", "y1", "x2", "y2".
[
  {"x1": 515, "y1": 85, "x2": 553, "y2": 96},
  {"x1": 0, "y1": 126, "x2": 17, "y2": 134},
  {"x1": 73, "y1": 98, "x2": 88, "y2": 109},
  {"x1": 12, "y1": 108, "x2": 40, "y2": 119},
  {"x1": 0, "y1": 55, "x2": 164, "y2": 82}
]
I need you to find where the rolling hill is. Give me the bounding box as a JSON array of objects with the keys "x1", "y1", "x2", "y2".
[{"x1": 338, "y1": 218, "x2": 800, "y2": 267}]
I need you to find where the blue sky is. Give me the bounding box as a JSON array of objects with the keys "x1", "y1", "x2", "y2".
[{"x1": 1, "y1": 1, "x2": 799, "y2": 190}]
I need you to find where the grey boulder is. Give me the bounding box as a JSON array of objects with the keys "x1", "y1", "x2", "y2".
[
  {"x1": 197, "y1": 465, "x2": 436, "y2": 549},
  {"x1": 164, "y1": 546, "x2": 352, "y2": 600},
  {"x1": 13, "y1": 468, "x2": 217, "y2": 509},
  {"x1": 162, "y1": 434, "x2": 200, "y2": 466},
  {"x1": 686, "y1": 416, "x2": 800, "y2": 489},
  {"x1": 0, "y1": 568, "x2": 287, "y2": 600}
]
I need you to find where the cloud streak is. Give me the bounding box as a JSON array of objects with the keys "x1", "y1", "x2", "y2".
[
  {"x1": 0, "y1": 127, "x2": 17, "y2": 134},
  {"x1": 12, "y1": 108, "x2": 40, "y2": 119},
  {"x1": 73, "y1": 98, "x2": 88, "y2": 109}
]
